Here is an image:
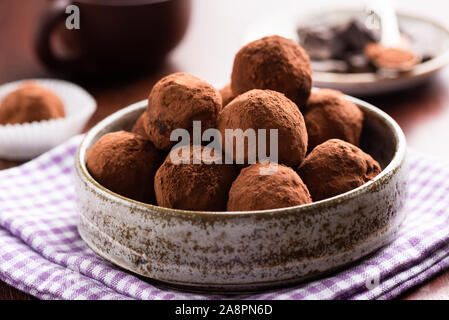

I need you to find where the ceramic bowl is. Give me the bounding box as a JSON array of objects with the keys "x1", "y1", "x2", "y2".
[
  {"x1": 243, "y1": 9, "x2": 449, "y2": 96},
  {"x1": 74, "y1": 96, "x2": 408, "y2": 293}
]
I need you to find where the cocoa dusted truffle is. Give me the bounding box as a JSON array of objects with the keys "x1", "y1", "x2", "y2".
[
  {"x1": 365, "y1": 43, "x2": 420, "y2": 71},
  {"x1": 304, "y1": 89, "x2": 363, "y2": 151},
  {"x1": 0, "y1": 82, "x2": 65, "y2": 125},
  {"x1": 132, "y1": 111, "x2": 148, "y2": 137},
  {"x1": 219, "y1": 83, "x2": 236, "y2": 107},
  {"x1": 217, "y1": 89, "x2": 308, "y2": 167},
  {"x1": 231, "y1": 35, "x2": 313, "y2": 109},
  {"x1": 154, "y1": 145, "x2": 237, "y2": 211},
  {"x1": 297, "y1": 139, "x2": 382, "y2": 201},
  {"x1": 227, "y1": 163, "x2": 312, "y2": 211},
  {"x1": 305, "y1": 88, "x2": 344, "y2": 108},
  {"x1": 144, "y1": 72, "x2": 222, "y2": 150},
  {"x1": 86, "y1": 131, "x2": 163, "y2": 203}
]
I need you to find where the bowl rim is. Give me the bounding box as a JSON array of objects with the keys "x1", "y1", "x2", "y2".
[
  {"x1": 299, "y1": 8, "x2": 449, "y2": 85},
  {"x1": 76, "y1": 94, "x2": 407, "y2": 217}
]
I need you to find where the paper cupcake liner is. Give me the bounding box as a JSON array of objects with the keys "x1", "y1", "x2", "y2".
[{"x1": 0, "y1": 79, "x2": 96, "y2": 160}]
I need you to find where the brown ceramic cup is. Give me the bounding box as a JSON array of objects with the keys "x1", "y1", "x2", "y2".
[{"x1": 34, "y1": 0, "x2": 191, "y2": 75}]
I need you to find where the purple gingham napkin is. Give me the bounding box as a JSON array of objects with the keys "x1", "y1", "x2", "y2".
[{"x1": 1, "y1": 135, "x2": 449, "y2": 300}]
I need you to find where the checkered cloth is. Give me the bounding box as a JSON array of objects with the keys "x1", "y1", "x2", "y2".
[{"x1": 1, "y1": 135, "x2": 449, "y2": 300}]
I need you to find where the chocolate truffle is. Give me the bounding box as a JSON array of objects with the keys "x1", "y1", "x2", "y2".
[
  {"x1": 304, "y1": 89, "x2": 363, "y2": 151},
  {"x1": 86, "y1": 131, "x2": 163, "y2": 204},
  {"x1": 231, "y1": 35, "x2": 313, "y2": 109},
  {"x1": 144, "y1": 72, "x2": 222, "y2": 150},
  {"x1": 0, "y1": 82, "x2": 65, "y2": 125},
  {"x1": 297, "y1": 139, "x2": 382, "y2": 201},
  {"x1": 227, "y1": 163, "x2": 312, "y2": 211},
  {"x1": 219, "y1": 83, "x2": 236, "y2": 107},
  {"x1": 132, "y1": 111, "x2": 148, "y2": 137},
  {"x1": 217, "y1": 89, "x2": 308, "y2": 167},
  {"x1": 365, "y1": 43, "x2": 420, "y2": 71},
  {"x1": 154, "y1": 145, "x2": 237, "y2": 211}
]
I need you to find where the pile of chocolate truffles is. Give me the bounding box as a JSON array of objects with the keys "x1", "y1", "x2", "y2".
[{"x1": 87, "y1": 35, "x2": 382, "y2": 212}]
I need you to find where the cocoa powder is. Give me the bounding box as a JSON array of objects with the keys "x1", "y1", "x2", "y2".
[
  {"x1": 154, "y1": 145, "x2": 237, "y2": 211},
  {"x1": 131, "y1": 111, "x2": 148, "y2": 137},
  {"x1": 297, "y1": 139, "x2": 381, "y2": 201},
  {"x1": 144, "y1": 72, "x2": 222, "y2": 150},
  {"x1": 0, "y1": 81, "x2": 65, "y2": 125},
  {"x1": 86, "y1": 131, "x2": 164, "y2": 204},
  {"x1": 304, "y1": 89, "x2": 363, "y2": 152},
  {"x1": 217, "y1": 89, "x2": 308, "y2": 167},
  {"x1": 231, "y1": 35, "x2": 313, "y2": 109},
  {"x1": 227, "y1": 163, "x2": 312, "y2": 211}
]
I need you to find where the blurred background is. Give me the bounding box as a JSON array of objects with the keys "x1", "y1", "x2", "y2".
[{"x1": 1, "y1": 0, "x2": 449, "y2": 157}]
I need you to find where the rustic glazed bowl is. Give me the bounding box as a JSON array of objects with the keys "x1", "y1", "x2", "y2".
[{"x1": 75, "y1": 96, "x2": 408, "y2": 293}]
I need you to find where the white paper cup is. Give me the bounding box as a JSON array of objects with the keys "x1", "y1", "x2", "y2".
[{"x1": 0, "y1": 79, "x2": 96, "y2": 160}]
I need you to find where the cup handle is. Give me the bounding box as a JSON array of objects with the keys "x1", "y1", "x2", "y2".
[{"x1": 34, "y1": 0, "x2": 80, "y2": 71}]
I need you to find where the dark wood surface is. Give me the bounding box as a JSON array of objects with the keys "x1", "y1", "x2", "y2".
[{"x1": 2, "y1": 0, "x2": 449, "y2": 300}]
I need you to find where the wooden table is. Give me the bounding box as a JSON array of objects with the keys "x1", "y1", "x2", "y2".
[{"x1": 2, "y1": 0, "x2": 449, "y2": 300}]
